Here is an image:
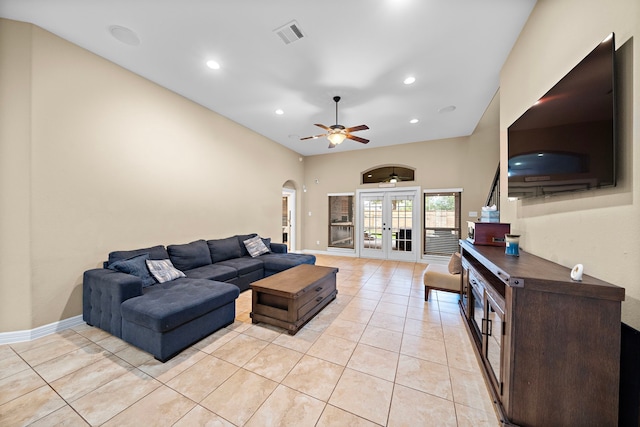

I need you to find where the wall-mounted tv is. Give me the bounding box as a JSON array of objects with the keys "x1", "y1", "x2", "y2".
[{"x1": 507, "y1": 33, "x2": 616, "y2": 199}]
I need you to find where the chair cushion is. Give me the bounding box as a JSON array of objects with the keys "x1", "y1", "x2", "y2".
[
  {"x1": 423, "y1": 264, "x2": 460, "y2": 291},
  {"x1": 167, "y1": 240, "x2": 212, "y2": 271},
  {"x1": 208, "y1": 237, "x2": 243, "y2": 263},
  {"x1": 121, "y1": 278, "x2": 239, "y2": 333},
  {"x1": 183, "y1": 263, "x2": 238, "y2": 282}
]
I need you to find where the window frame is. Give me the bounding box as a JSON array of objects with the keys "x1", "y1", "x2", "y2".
[{"x1": 423, "y1": 189, "x2": 462, "y2": 257}]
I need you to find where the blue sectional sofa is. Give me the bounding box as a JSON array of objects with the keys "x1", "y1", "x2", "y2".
[{"x1": 83, "y1": 233, "x2": 315, "y2": 361}]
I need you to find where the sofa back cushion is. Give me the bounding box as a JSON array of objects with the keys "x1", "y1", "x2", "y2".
[
  {"x1": 167, "y1": 240, "x2": 212, "y2": 271},
  {"x1": 108, "y1": 245, "x2": 169, "y2": 266},
  {"x1": 208, "y1": 237, "x2": 242, "y2": 263}
]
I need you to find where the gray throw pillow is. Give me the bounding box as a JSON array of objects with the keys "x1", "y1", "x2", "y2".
[
  {"x1": 244, "y1": 235, "x2": 270, "y2": 257},
  {"x1": 146, "y1": 259, "x2": 186, "y2": 283},
  {"x1": 108, "y1": 253, "x2": 156, "y2": 287}
]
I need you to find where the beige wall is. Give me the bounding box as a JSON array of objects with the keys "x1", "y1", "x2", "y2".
[
  {"x1": 303, "y1": 91, "x2": 500, "y2": 252},
  {"x1": 0, "y1": 20, "x2": 33, "y2": 332},
  {"x1": 500, "y1": 0, "x2": 640, "y2": 297},
  {"x1": 0, "y1": 19, "x2": 304, "y2": 331}
]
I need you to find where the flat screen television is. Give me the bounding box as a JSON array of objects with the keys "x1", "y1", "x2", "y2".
[{"x1": 507, "y1": 33, "x2": 616, "y2": 199}]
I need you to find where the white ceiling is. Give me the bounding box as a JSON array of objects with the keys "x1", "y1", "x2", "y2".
[{"x1": 0, "y1": 0, "x2": 536, "y2": 156}]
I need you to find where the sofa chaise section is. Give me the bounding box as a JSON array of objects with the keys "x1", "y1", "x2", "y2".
[{"x1": 120, "y1": 278, "x2": 239, "y2": 362}]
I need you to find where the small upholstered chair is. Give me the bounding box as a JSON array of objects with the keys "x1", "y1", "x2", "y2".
[{"x1": 423, "y1": 252, "x2": 462, "y2": 301}]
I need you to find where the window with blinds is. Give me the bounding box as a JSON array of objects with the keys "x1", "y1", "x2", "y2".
[{"x1": 423, "y1": 191, "x2": 461, "y2": 256}]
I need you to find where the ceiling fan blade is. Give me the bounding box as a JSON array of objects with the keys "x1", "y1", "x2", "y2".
[
  {"x1": 345, "y1": 124, "x2": 369, "y2": 133},
  {"x1": 346, "y1": 134, "x2": 369, "y2": 144},
  {"x1": 314, "y1": 123, "x2": 331, "y2": 131},
  {"x1": 300, "y1": 133, "x2": 327, "y2": 140}
]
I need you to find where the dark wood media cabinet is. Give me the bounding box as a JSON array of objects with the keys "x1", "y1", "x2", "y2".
[{"x1": 459, "y1": 240, "x2": 625, "y2": 426}]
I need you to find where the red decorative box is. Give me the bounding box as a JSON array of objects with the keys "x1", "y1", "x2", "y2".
[{"x1": 467, "y1": 222, "x2": 510, "y2": 246}]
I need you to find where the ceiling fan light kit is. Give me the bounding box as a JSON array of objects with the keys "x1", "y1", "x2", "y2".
[
  {"x1": 327, "y1": 132, "x2": 346, "y2": 146},
  {"x1": 300, "y1": 96, "x2": 369, "y2": 149}
]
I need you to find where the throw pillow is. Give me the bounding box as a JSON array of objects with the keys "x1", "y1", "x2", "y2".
[
  {"x1": 261, "y1": 237, "x2": 271, "y2": 251},
  {"x1": 244, "y1": 235, "x2": 270, "y2": 257},
  {"x1": 146, "y1": 259, "x2": 186, "y2": 283},
  {"x1": 448, "y1": 252, "x2": 462, "y2": 275},
  {"x1": 108, "y1": 253, "x2": 156, "y2": 287}
]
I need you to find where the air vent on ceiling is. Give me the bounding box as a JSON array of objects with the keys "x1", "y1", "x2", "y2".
[{"x1": 274, "y1": 20, "x2": 304, "y2": 45}]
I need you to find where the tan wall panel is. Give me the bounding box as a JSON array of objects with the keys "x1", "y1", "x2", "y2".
[
  {"x1": 0, "y1": 20, "x2": 33, "y2": 331},
  {"x1": 500, "y1": 0, "x2": 640, "y2": 297},
  {"x1": 0, "y1": 20, "x2": 304, "y2": 331}
]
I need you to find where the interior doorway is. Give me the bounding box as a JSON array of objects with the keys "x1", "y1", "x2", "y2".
[{"x1": 282, "y1": 188, "x2": 296, "y2": 251}]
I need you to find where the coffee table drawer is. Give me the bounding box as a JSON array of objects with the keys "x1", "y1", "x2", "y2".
[
  {"x1": 298, "y1": 284, "x2": 336, "y2": 318},
  {"x1": 297, "y1": 274, "x2": 335, "y2": 307}
]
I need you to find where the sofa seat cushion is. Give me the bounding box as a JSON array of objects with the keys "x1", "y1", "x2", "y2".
[
  {"x1": 120, "y1": 278, "x2": 239, "y2": 333},
  {"x1": 108, "y1": 245, "x2": 169, "y2": 266},
  {"x1": 216, "y1": 257, "x2": 264, "y2": 276},
  {"x1": 259, "y1": 253, "x2": 316, "y2": 273},
  {"x1": 167, "y1": 240, "x2": 212, "y2": 271},
  {"x1": 183, "y1": 263, "x2": 237, "y2": 282}
]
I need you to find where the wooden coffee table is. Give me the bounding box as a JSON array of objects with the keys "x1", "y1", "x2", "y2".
[{"x1": 250, "y1": 264, "x2": 338, "y2": 335}]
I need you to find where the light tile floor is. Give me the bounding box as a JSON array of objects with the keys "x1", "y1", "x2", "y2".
[{"x1": 0, "y1": 255, "x2": 499, "y2": 426}]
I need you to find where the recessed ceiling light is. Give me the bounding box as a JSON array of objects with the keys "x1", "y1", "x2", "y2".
[
  {"x1": 409, "y1": 118, "x2": 419, "y2": 124},
  {"x1": 206, "y1": 60, "x2": 220, "y2": 70},
  {"x1": 108, "y1": 25, "x2": 140, "y2": 46},
  {"x1": 438, "y1": 105, "x2": 456, "y2": 114},
  {"x1": 403, "y1": 76, "x2": 416, "y2": 85},
  {"x1": 275, "y1": 109, "x2": 284, "y2": 115}
]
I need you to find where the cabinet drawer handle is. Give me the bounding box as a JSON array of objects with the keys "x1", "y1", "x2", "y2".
[
  {"x1": 315, "y1": 287, "x2": 323, "y2": 292},
  {"x1": 316, "y1": 296, "x2": 323, "y2": 302}
]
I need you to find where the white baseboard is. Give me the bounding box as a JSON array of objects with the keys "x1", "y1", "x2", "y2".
[
  {"x1": 305, "y1": 249, "x2": 431, "y2": 264},
  {"x1": 0, "y1": 315, "x2": 85, "y2": 345}
]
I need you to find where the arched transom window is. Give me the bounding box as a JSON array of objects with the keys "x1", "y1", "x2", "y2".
[{"x1": 362, "y1": 165, "x2": 415, "y2": 184}]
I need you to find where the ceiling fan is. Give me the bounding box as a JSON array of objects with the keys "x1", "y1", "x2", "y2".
[
  {"x1": 300, "y1": 96, "x2": 369, "y2": 148},
  {"x1": 385, "y1": 167, "x2": 412, "y2": 183}
]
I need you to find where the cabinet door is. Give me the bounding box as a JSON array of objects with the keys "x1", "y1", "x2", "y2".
[
  {"x1": 460, "y1": 262, "x2": 470, "y2": 318},
  {"x1": 484, "y1": 292, "x2": 505, "y2": 395}
]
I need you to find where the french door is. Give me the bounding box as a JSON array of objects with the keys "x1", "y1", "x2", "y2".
[{"x1": 358, "y1": 189, "x2": 418, "y2": 261}]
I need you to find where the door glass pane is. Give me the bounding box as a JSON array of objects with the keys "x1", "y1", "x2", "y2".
[
  {"x1": 486, "y1": 297, "x2": 503, "y2": 390},
  {"x1": 329, "y1": 195, "x2": 354, "y2": 249},
  {"x1": 390, "y1": 195, "x2": 413, "y2": 252},
  {"x1": 362, "y1": 197, "x2": 382, "y2": 250}
]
